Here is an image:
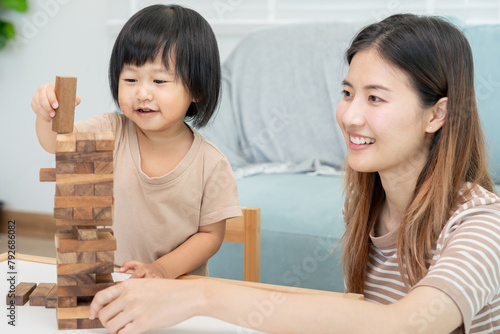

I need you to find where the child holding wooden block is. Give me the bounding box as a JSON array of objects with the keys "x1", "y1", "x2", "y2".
[{"x1": 31, "y1": 4, "x2": 241, "y2": 279}]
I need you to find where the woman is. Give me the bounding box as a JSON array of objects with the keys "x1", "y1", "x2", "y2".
[{"x1": 89, "y1": 14, "x2": 500, "y2": 334}]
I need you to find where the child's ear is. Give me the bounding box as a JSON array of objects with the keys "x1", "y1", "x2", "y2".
[{"x1": 425, "y1": 97, "x2": 447, "y2": 133}]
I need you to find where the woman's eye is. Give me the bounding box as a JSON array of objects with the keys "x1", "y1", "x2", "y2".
[
  {"x1": 369, "y1": 95, "x2": 383, "y2": 102},
  {"x1": 341, "y1": 90, "x2": 352, "y2": 98}
]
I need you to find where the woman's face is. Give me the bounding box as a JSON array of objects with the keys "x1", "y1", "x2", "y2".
[{"x1": 336, "y1": 48, "x2": 434, "y2": 181}]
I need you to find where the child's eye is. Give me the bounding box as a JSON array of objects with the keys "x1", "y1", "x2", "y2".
[
  {"x1": 124, "y1": 79, "x2": 137, "y2": 83},
  {"x1": 154, "y1": 80, "x2": 167, "y2": 84}
]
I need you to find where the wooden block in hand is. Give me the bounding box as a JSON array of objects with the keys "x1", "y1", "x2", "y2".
[
  {"x1": 56, "y1": 133, "x2": 76, "y2": 152},
  {"x1": 45, "y1": 284, "x2": 58, "y2": 308},
  {"x1": 95, "y1": 132, "x2": 114, "y2": 151},
  {"x1": 76, "y1": 132, "x2": 96, "y2": 152},
  {"x1": 52, "y1": 76, "x2": 77, "y2": 134},
  {"x1": 29, "y1": 283, "x2": 56, "y2": 306},
  {"x1": 6, "y1": 282, "x2": 37, "y2": 306},
  {"x1": 40, "y1": 168, "x2": 56, "y2": 182}
]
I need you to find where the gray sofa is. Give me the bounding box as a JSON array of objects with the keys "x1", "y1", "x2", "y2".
[{"x1": 202, "y1": 20, "x2": 500, "y2": 293}]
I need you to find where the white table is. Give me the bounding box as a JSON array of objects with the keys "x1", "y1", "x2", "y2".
[{"x1": 1, "y1": 256, "x2": 267, "y2": 334}]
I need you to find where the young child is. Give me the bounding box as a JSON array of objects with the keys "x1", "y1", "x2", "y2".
[
  {"x1": 32, "y1": 4, "x2": 241, "y2": 279},
  {"x1": 89, "y1": 14, "x2": 499, "y2": 334}
]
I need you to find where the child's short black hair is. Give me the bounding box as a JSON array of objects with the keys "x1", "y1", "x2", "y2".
[{"x1": 109, "y1": 4, "x2": 220, "y2": 128}]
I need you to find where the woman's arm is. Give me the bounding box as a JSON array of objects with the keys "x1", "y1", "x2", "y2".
[
  {"x1": 89, "y1": 277, "x2": 462, "y2": 334},
  {"x1": 120, "y1": 220, "x2": 226, "y2": 278}
]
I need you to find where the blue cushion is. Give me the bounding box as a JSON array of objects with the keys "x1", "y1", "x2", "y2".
[{"x1": 465, "y1": 25, "x2": 500, "y2": 182}]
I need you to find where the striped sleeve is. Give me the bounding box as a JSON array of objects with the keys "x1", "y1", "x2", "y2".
[{"x1": 415, "y1": 207, "x2": 500, "y2": 334}]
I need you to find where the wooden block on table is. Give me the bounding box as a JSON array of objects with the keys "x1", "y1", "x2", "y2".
[
  {"x1": 56, "y1": 151, "x2": 113, "y2": 163},
  {"x1": 56, "y1": 231, "x2": 116, "y2": 252},
  {"x1": 45, "y1": 284, "x2": 58, "y2": 308},
  {"x1": 58, "y1": 282, "x2": 114, "y2": 297},
  {"x1": 94, "y1": 161, "x2": 113, "y2": 174},
  {"x1": 55, "y1": 196, "x2": 113, "y2": 208},
  {"x1": 76, "y1": 132, "x2": 96, "y2": 152},
  {"x1": 58, "y1": 319, "x2": 78, "y2": 330},
  {"x1": 56, "y1": 173, "x2": 113, "y2": 186},
  {"x1": 57, "y1": 274, "x2": 96, "y2": 286},
  {"x1": 54, "y1": 207, "x2": 73, "y2": 219},
  {"x1": 52, "y1": 76, "x2": 77, "y2": 134},
  {"x1": 73, "y1": 207, "x2": 93, "y2": 219},
  {"x1": 56, "y1": 218, "x2": 113, "y2": 227},
  {"x1": 57, "y1": 262, "x2": 114, "y2": 275},
  {"x1": 40, "y1": 168, "x2": 56, "y2": 182},
  {"x1": 93, "y1": 207, "x2": 113, "y2": 219},
  {"x1": 6, "y1": 282, "x2": 37, "y2": 306},
  {"x1": 29, "y1": 283, "x2": 56, "y2": 306},
  {"x1": 56, "y1": 184, "x2": 75, "y2": 196},
  {"x1": 95, "y1": 184, "x2": 113, "y2": 196},
  {"x1": 78, "y1": 318, "x2": 104, "y2": 329},
  {"x1": 74, "y1": 184, "x2": 95, "y2": 196},
  {"x1": 56, "y1": 133, "x2": 76, "y2": 153},
  {"x1": 58, "y1": 296, "x2": 77, "y2": 308},
  {"x1": 95, "y1": 132, "x2": 114, "y2": 151}
]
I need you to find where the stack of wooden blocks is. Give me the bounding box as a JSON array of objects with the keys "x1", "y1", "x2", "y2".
[{"x1": 39, "y1": 76, "x2": 116, "y2": 329}]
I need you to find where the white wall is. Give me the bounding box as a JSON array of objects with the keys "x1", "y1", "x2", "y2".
[{"x1": 1, "y1": 0, "x2": 500, "y2": 214}]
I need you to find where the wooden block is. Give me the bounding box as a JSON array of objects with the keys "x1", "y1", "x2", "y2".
[
  {"x1": 40, "y1": 168, "x2": 56, "y2": 182},
  {"x1": 58, "y1": 262, "x2": 114, "y2": 276},
  {"x1": 94, "y1": 184, "x2": 113, "y2": 196},
  {"x1": 29, "y1": 283, "x2": 56, "y2": 306},
  {"x1": 57, "y1": 274, "x2": 95, "y2": 286},
  {"x1": 96, "y1": 273, "x2": 114, "y2": 284},
  {"x1": 73, "y1": 226, "x2": 98, "y2": 241},
  {"x1": 58, "y1": 319, "x2": 78, "y2": 330},
  {"x1": 56, "y1": 184, "x2": 75, "y2": 196},
  {"x1": 54, "y1": 208, "x2": 73, "y2": 219},
  {"x1": 74, "y1": 162, "x2": 94, "y2": 174},
  {"x1": 56, "y1": 133, "x2": 76, "y2": 152},
  {"x1": 56, "y1": 173, "x2": 113, "y2": 186},
  {"x1": 6, "y1": 282, "x2": 37, "y2": 306},
  {"x1": 56, "y1": 231, "x2": 117, "y2": 252},
  {"x1": 52, "y1": 76, "x2": 77, "y2": 134},
  {"x1": 58, "y1": 296, "x2": 77, "y2": 308},
  {"x1": 74, "y1": 184, "x2": 94, "y2": 196},
  {"x1": 57, "y1": 305, "x2": 90, "y2": 319},
  {"x1": 55, "y1": 196, "x2": 113, "y2": 208},
  {"x1": 95, "y1": 132, "x2": 114, "y2": 151},
  {"x1": 57, "y1": 251, "x2": 77, "y2": 264},
  {"x1": 45, "y1": 284, "x2": 58, "y2": 308},
  {"x1": 96, "y1": 251, "x2": 114, "y2": 263},
  {"x1": 78, "y1": 318, "x2": 104, "y2": 329},
  {"x1": 58, "y1": 282, "x2": 114, "y2": 297},
  {"x1": 78, "y1": 252, "x2": 96, "y2": 263},
  {"x1": 56, "y1": 162, "x2": 75, "y2": 174},
  {"x1": 56, "y1": 151, "x2": 113, "y2": 163},
  {"x1": 94, "y1": 161, "x2": 113, "y2": 174},
  {"x1": 73, "y1": 207, "x2": 93, "y2": 219},
  {"x1": 56, "y1": 218, "x2": 113, "y2": 227},
  {"x1": 93, "y1": 207, "x2": 113, "y2": 219},
  {"x1": 76, "y1": 132, "x2": 96, "y2": 152}
]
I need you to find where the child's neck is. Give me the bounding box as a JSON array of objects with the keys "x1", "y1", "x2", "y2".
[{"x1": 135, "y1": 123, "x2": 194, "y2": 178}]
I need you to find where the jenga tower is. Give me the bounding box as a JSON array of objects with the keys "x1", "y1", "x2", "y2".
[{"x1": 40, "y1": 76, "x2": 116, "y2": 329}]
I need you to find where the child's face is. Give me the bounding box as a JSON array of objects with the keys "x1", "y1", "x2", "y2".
[
  {"x1": 118, "y1": 56, "x2": 193, "y2": 134},
  {"x1": 336, "y1": 48, "x2": 433, "y2": 180}
]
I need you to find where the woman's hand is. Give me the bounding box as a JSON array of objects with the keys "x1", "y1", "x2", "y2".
[{"x1": 89, "y1": 278, "x2": 205, "y2": 334}]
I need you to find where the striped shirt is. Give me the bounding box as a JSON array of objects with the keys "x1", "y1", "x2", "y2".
[{"x1": 364, "y1": 184, "x2": 500, "y2": 334}]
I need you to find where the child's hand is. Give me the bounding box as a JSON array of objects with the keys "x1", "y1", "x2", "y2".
[
  {"x1": 120, "y1": 260, "x2": 165, "y2": 278},
  {"x1": 31, "y1": 82, "x2": 81, "y2": 122}
]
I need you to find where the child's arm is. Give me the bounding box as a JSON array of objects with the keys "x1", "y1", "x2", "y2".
[
  {"x1": 120, "y1": 220, "x2": 226, "y2": 278},
  {"x1": 32, "y1": 82, "x2": 81, "y2": 153}
]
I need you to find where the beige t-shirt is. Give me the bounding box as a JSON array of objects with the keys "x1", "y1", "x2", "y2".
[
  {"x1": 75, "y1": 113, "x2": 242, "y2": 276},
  {"x1": 363, "y1": 183, "x2": 500, "y2": 334}
]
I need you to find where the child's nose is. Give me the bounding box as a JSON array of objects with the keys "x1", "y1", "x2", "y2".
[{"x1": 136, "y1": 84, "x2": 153, "y2": 101}]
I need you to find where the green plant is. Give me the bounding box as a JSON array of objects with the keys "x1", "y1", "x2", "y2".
[{"x1": 0, "y1": 0, "x2": 28, "y2": 49}]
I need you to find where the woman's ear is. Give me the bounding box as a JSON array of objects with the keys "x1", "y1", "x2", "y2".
[{"x1": 425, "y1": 97, "x2": 448, "y2": 133}]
